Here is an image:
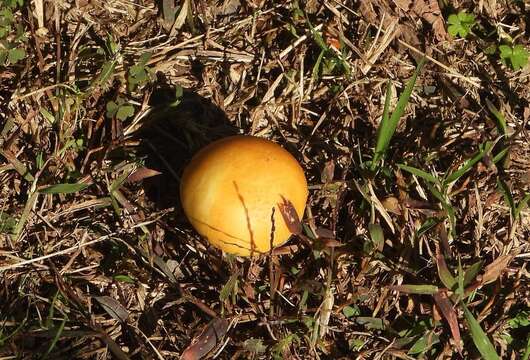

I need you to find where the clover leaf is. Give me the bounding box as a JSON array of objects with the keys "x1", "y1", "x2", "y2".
[
  {"x1": 499, "y1": 44, "x2": 529, "y2": 71},
  {"x1": 106, "y1": 98, "x2": 135, "y2": 121},
  {"x1": 447, "y1": 11, "x2": 476, "y2": 38},
  {"x1": 127, "y1": 52, "x2": 152, "y2": 91}
]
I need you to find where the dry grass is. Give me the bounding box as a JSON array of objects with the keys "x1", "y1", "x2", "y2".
[{"x1": 1, "y1": 0, "x2": 530, "y2": 359}]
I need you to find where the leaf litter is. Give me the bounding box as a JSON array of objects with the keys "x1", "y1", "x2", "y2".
[{"x1": 0, "y1": 0, "x2": 529, "y2": 359}]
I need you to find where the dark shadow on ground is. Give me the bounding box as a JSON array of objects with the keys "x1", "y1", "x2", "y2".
[{"x1": 133, "y1": 79, "x2": 239, "y2": 210}]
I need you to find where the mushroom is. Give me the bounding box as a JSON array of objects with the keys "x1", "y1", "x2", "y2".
[{"x1": 180, "y1": 135, "x2": 308, "y2": 256}]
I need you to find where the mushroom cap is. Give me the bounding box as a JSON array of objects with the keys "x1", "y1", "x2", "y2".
[{"x1": 180, "y1": 135, "x2": 308, "y2": 256}]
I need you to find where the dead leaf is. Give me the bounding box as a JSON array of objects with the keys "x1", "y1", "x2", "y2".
[
  {"x1": 171, "y1": 0, "x2": 190, "y2": 35},
  {"x1": 94, "y1": 296, "x2": 129, "y2": 322},
  {"x1": 485, "y1": 192, "x2": 502, "y2": 208},
  {"x1": 412, "y1": 0, "x2": 447, "y2": 41},
  {"x1": 305, "y1": 0, "x2": 320, "y2": 14},
  {"x1": 433, "y1": 291, "x2": 462, "y2": 353},
  {"x1": 435, "y1": 248, "x2": 456, "y2": 290},
  {"x1": 243, "y1": 282, "x2": 255, "y2": 300},
  {"x1": 382, "y1": 196, "x2": 401, "y2": 215},
  {"x1": 314, "y1": 238, "x2": 344, "y2": 251},
  {"x1": 359, "y1": 1, "x2": 382, "y2": 26},
  {"x1": 432, "y1": 301, "x2": 442, "y2": 322},
  {"x1": 393, "y1": 0, "x2": 411, "y2": 11},
  {"x1": 180, "y1": 318, "x2": 230, "y2": 360},
  {"x1": 278, "y1": 196, "x2": 302, "y2": 235},
  {"x1": 161, "y1": 0, "x2": 178, "y2": 31},
  {"x1": 318, "y1": 286, "x2": 334, "y2": 338},
  {"x1": 480, "y1": 255, "x2": 513, "y2": 285},
  {"x1": 315, "y1": 227, "x2": 334, "y2": 238},
  {"x1": 219, "y1": 0, "x2": 241, "y2": 15},
  {"x1": 521, "y1": 169, "x2": 530, "y2": 186},
  {"x1": 271, "y1": 244, "x2": 299, "y2": 255},
  {"x1": 126, "y1": 167, "x2": 162, "y2": 183},
  {"x1": 397, "y1": 23, "x2": 422, "y2": 60}
]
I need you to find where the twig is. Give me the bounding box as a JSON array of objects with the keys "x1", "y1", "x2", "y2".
[
  {"x1": 0, "y1": 234, "x2": 113, "y2": 272},
  {"x1": 279, "y1": 24, "x2": 324, "y2": 60},
  {"x1": 396, "y1": 39, "x2": 482, "y2": 88}
]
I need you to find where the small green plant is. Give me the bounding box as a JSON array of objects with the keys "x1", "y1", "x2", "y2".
[
  {"x1": 272, "y1": 334, "x2": 300, "y2": 360},
  {"x1": 499, "y1": 44, "x2": 529, "y2": 70},
  {"x1": 503, "y1": 308, "x2": 530, "y2": 360},
  {"x1": 39, "y1": 182, "x2": 89, "y2": 195},
  {"x1": 89, "y1": 36, "x2": 120, "y2": 90},
  {"x1": 3, "y1": 0, "x2": 24, "y2": 8},
  {"x1": 447, "y1": 11, "x2": 476, "y2": 38},
  {"x1": 128, "y1": 52, "x2": 152, "y2": 91},
  {"x1": 500, "y1": 310, "x2": 530, "y2": 360},
  {"x1": 0, "y1": 6, "x2": 26, "y2": 65},
  {"x1": 106, "y1": 98, "x2": 135, "y2": 121},
  {"x1": 219, "y1": 272, "x2": 238, "y2": 316},
  {"x1": 342, "y1": 305, "x2": 361, "y2": 318},
  {"x1": 408, "y1": 331, "x2": 440, "y2": 356},
  {"x1": 304, "y1": 13, "x2": 350, "y2": 80},
  {"x1": 390, "y1": 253, "x2": 505, "y2": 358},
  {"x1": 0, "y1": 212, "x2": 17, "y2": 233},
  {"x1": 497, "y1": 179, "x2": 530, "y2": 222}
]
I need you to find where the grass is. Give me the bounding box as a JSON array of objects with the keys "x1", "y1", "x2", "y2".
[
  {"x1": 370, "y1": 57, "x2": 426, "y2": 172},
  {"x1": 0, "y1": 0, "x2": 529, "y2": 359}
]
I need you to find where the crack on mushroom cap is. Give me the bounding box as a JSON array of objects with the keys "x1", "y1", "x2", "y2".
[{"x1": 232, "y1": 181, "x2": 256, "y2": 255}]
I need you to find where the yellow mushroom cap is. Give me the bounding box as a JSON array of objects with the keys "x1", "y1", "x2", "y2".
[{"x1": 180, "y1": 135, "x2": 308, "y2": 256}]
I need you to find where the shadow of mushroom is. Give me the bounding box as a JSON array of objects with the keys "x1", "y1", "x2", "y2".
[{"x1": 133, "y1": 80, "x2": 238, "y2": 210}]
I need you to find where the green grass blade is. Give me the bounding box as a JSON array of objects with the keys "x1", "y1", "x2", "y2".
[
  {"x1": 367, "y1": 223, "x2": 384, "y2": 252},
  {"x1": 90, "y1": 60, "x2": 116, "y2": 89},
  {"x1": 497, "y1": 178, "x2": 515, "y2": 217},
  {"x1": 381, "y1": 80, "x2": 392, "y2": 126},
  {"x1": 39, "y1": 182, "x2": 90, "y2": 194},
  {"x1": 371, "y1": 58, "x2": 426, "y2": 171},
  {"x1": 514, "y1": 193, "x2": 530, "y2": 221},
  {"x1": 41, "y1": 318, "x2": 66, "y2": 359},
  {"x1": 436, "y1": 252, "x2": 457, "y2": 290},
  {"x1": 389, "y1": 284, "x2": 439, "y2": 295},
  {"x1": 456, "y1": 257, "x2": 464, "y2": 296},
  {"x1": 485, "y1": 99, "x2": 507, "y2": 135},
  {"x1": 444, "y1": 141, "x2": 494, "y2": 185},
  {"x1": 408, "y1": 332, "x2": 440, "y2": 355},
  {"x1": 492, "y1": 148, "x2": 509, "y2": 164},
  {"x1": 416, "y1": 217, "x2": 443, "y2": 238},
  {"x1": 14, "y1": 191, "x2": 38, "y2": 239},
  {"x1": 45, "y1": 291, "x2": 60, "y2": 329},
  {"x1": 110, "y1": 171, "x2": 131, "y2": 193},
  {"x1": 461, "y1": 303, "x2": 500, "y2": 360},
  {"x1": 0, "y1": 148, "x2": 35, "y2": 182},
  {"x1": 355, "y1": 317, "x2": 387, "y2": 330},
  {"x1": 463, "y1": 260, "x2": 483, "y2": 286},
  {"x1": 0, "y1": 309, "x2": 28, "y2": 345},
  {"x1": 0, "y1": 212, "x2": 17, "y2": 234},
  {"x1": 306, "y1": 17, "x2": 329, "y2": 52},
  {"x1": 398, "y1": 163, "x2": 438, "y2": 184},
  {"x1": 425, "y1": 182, "x2": 456, "y2": 235},
  {"x1": 311, "y1": 49, "x2": 325, "y2": 82}
]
